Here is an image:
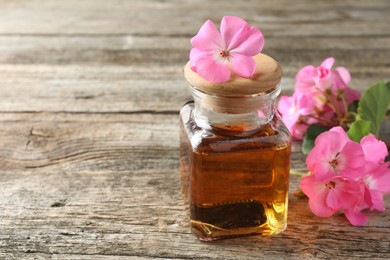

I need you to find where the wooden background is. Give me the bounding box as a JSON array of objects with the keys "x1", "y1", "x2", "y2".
[{"x1": 0, "y1": 0, "x2": 389, "y2": 259}]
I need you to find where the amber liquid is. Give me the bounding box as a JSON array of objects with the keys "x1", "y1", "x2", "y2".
[{"x1": 180, "y1": 103, "x2": 291, "y2": 241}]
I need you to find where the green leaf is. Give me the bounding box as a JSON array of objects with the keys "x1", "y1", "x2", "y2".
[
  {"x1": 302, "y1": 124, "x2": 331, "y2": 155},
  {"x1": 347, "y1": 120, "x2": 371, "y2": 142},
  {"x1": 358, "y1": 81, "x2": 390, "y2": 135}
]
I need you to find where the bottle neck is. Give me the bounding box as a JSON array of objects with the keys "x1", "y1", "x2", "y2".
[{"x1": 191, "y1": 85, "x2": 281, "y2": 131}]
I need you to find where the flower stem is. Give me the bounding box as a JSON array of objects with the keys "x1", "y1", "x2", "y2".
[
  {"x1": 303, "y1": 114, "x2": 335, "y2": 126},
  {"x1": 290, "y1": 170, "x2": 308, "y2": 178},
  {"x1": 340, "y1": 94, "x2": 349, "y2": 116},
  {"x1": 324, "y1": 91, "x2": 344, "y2": 120}
]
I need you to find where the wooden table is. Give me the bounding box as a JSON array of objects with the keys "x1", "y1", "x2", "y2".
[{"x1": 0, "y1": 0, "x2": 389, "y2": 259}]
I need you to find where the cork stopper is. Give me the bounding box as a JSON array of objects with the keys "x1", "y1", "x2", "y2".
[
  {"x1": 184, "y1": 53, "x2": 282, "y2": 114},
  {"x1": 184, "y1": 53, "x2": 282, "y2": 97}
]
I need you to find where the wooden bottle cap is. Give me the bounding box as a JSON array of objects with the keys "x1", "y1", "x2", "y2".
[{"x1": 184, "y1": 53, "x2": 282, "y2": 97}]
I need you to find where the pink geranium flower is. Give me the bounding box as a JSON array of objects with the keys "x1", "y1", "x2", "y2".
[
  {"x1": 306, "y1": 127, "x2": 365, "y2": 181},
  {"x1": 278, "y1": 57, "x2": 362, "y2": 140},
  {"x1": 342, "y1": 162, "x2": 390, "y2": 225},
  {"x1": 278, "y1": 92, "x2": 315, "y2": 139},
  {"x1": 295, "y1": 57, "x2": 335, "y2": 91},
  {"x1": 361, "y1": 162, "x2": 390, "y2": 211},
  {"x1": 300, "y1": 174, "x2": 363, "y2": 220},
  {"x1": 301, "y1": 126, "x2": 390, "y2": 226},
  {"x1": 295, "y1": 57, "x2": 360, "y2": 105},
  {"x1": 190, "y1": 16, "x2": 264, "y2": 83},
  {"x1": 295, "y1": 57, "x2": 352, "y2": 91}
]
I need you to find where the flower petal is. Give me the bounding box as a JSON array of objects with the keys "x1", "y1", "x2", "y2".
[
  {"x1": 194, "y1": 54, "x2": 230, "y2": 83},
  {"x1": 309, "y1": 191, "x2": 336, "y2": 217},
  {"x1": 331, "y1": 69, "x2": 348, "y2": 90},
  {"x1": 220, "y1": 16, "x2": 248, "y2": 50},
  {"x1": 369, "y1": 190, "x2": 385, "y2": 211},
  {"x1": 296, "y1": 65, "x2": 316, "y2": 83},
  {"x1": 327, "y1": 178, "x2": 361, "y2": 210},
  {"x1": 300, "y1": 175, "x2": 337, "y2": 217},
  {"x1": 231, "y1": 26, "x2": 264, "y2": 56},
  {"x1": 329, "y1": 126, "x2": 350, "y2": 142},
  {"x1": 291, "y1": 123, "x2": 310, "y2": 140},
  {"x1": 306, "y1": 141, "x2": 335, "y2": 181},
  {"x1": 354, "y1": 185, "x2": 373, "y2": 211},
  {"x1": 369, "y1": 163, "x2": 390, "y2": 193},
  {"x1": 191, "y1": 20, "x2": 223, "y2": 51},
  {"x1": 326, "y1": 185, "x2": 344, "y2": 210},
  {"x1": 360, "y1": 134, "x2": 388, "y2": 163},
  {"x1": 189, "y1": 48, "x2": 204, "y2": 72},
  {"x1": 297, "y1": 93, "x2": 315, "y2": 116},
  {"x1": 230, "y1": 53, "x2": 256, "y2": 78},
  {"x1": 277, "y1": 95, "x2": 293, "y2": 115},
  {"x1": 314, "y1": 130, "x2": 347, "y2": 151},
  {"x1": 335, "y1": 66, "x2": 351, "y2": 84},
  {"x1": 300, "y1": 174, "x2": 323, "y2": 198},
  {"x1": 343, "y1": 87, "x2": 361, "y2": 104},
  {"x1": 344, "y1": 209, "x2": 369, "y2": 226},
  {"x1": 314, "y1": 67, "x2": 332, "y2": 90},
  {"x1": 321, "y1": 57, "x2": 335, "y2": 70},
  {"x1": 295, "y1": 81, "x2": 314, "y2": 93},
  {"x1": 339, "y1": 141, "x2": 365, "y2": 178},
  {"x1": 278, "y1": 95, "x2": 300, "y2": 132}
]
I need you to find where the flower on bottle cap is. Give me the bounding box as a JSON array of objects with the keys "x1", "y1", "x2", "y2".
[{"x1": 190, "y1": 16, "x2": 264, "y2": 83}]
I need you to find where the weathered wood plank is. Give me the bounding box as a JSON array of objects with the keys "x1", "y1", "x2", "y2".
[
  {"x1": 0, "y1": 66, "x2": 386, "y2": 113},
  {"x1": 1, "y1": 35, "x2": 390, "y2": 52},
  {"x1": 0, "y1": 74, "x2": 190, "y2": 113},
  {"x1": 1, "y1": 35, "x2": 390, "y2": 71},
  {"x1": 0, "y1": 0, "x2": 389, "y2": 36},
  {"x1": 0, "y1": 113, "x2": 304, "y2": 171},
  {"x1": 0, "y1": 113, "x2": 388, "y2": 259}
]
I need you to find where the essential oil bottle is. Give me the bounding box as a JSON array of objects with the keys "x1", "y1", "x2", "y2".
[{"x1": 180, "y1": 53, "x2": 291, "y2": 241}]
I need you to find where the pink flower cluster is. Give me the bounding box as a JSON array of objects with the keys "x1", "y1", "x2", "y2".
[
  {"x1": 278, "y1": 58, "x2": 361, "y2": 139},
  {"x1": 300, "y1": 127, "x2": 390, "y2": 226}
]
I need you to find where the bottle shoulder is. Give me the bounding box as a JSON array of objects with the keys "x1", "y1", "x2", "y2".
[{"x1": 180, "y1": 103, "x2": 291, "y2": 154}]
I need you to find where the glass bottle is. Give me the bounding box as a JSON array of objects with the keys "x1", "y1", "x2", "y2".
[{"x1": 180, "y1": 54, "x2": 291, "y2": 241}]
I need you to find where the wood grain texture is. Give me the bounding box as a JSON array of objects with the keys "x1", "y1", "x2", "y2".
[
  {"x1": 0, "y1": 0, "x2": 389, "y2": 36},
  {"x1": 0, "y1": 0, "x2": 389, "y2": 259},
  {"x1": 0, "y1": 113, "x2": 388, "y2": 260},
  {"x1": 0, "y1": 64, "x2": 386, "y2": 113}
]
